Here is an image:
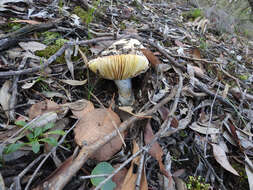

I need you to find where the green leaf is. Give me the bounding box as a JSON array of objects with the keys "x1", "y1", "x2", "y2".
[
  {"x1": 26, "y1": 132, "x2": 34, "y2": 141},
  {"x1": 33, "y1": 127, "x2": 43, "y2": 138},
  {"x1": 30, "y1": 140, "x2": 40, "y2": 153},
  {"x1": 91, "y1": 162, "x2": 116, "y2": 190},
  {"x1": 42, "y1": 122, "x2": 55, "y2": 132},
  {"x1": 4, "y1": 143, "x2": 25, "y2": 154},
  {"x1": 47, "y1": 130, "x2": 66, "y2": 136},
  {"x1": 40, "y1": 137, "x2": 58, "y2": 146},
  {"x1": 15, "y1": 120, "x2": 27, "y2": 127}
]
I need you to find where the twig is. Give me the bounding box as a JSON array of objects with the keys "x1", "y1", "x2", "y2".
[
  {"x1": 204, "y1": 82, "x2": 221, "y2": 157},
  {"x1": 9, "y1": 57, "x2": 28, "y2": 120},
  {"x1": 79, "y1": 174, "x2": 110, "y2": 180},
  {"x1": 136, "y1": 133, "x2": 145, "y2": 190},
  {"x1": 0, "y1": 37, "x2": 115, "y2": 77}
]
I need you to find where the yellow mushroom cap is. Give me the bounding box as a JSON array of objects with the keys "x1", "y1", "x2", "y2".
[{"x1": 88, "y1": 54, "x2": 149, "y2": 80}]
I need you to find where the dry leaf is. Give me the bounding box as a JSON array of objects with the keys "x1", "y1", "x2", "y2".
[
  {"x1": 122, "y1": 141, "x2": 148, "y2": 190},
  {"x1": 192, "y1": 47, "x2": 201, "y2": 59},
  {"x1": 60, "y1": 79, "x2": 87, "y2": 86},
  {"x1": 65, "y1": 46, "x2": 74, "y2": 79},
  {"x1": 144, "y1": 120, "x2": 168, "y2": 177},
  {"x1": 212, "y1": 143, "x2": 239, "y2": 176},
  {"x1": 74, "y1": 108, "x2": 123, "y2": 161},
  {"x1": 112, "y1": 164, "x2": 128, "y2": 190},
  {"x1": 0, "y1": 80, "x2": 11, "y2": 118},
  {"x1": 141, "y1": 48, "x2": 161, "y2": 68},
  {"x1": 63, "y1": 99, "x2": 94, "y2": 119},
  {"x1": 28, "y1": 99, "x2": 60, "y2": 119},
  {"x1": 189, "y1": 122, "x2": 220, "y2": 134},
  {"x1": 245, "y1": 154, "x2": 253, "y2": 190},
  {"x1": 21, "y1": 80, "x2": 37, "y2": 89},
  {"x1": 19, "y1": 41, "x2": 47, "y2": 52}
]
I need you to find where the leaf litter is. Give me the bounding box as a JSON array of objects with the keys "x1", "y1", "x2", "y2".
[{"x1": 0, "y1": 0, "x2": 252, "y2": 189}]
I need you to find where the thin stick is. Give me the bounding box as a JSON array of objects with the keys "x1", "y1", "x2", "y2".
[{"x1": 0, "y1": 37, "x2": 115, "y2": 77}]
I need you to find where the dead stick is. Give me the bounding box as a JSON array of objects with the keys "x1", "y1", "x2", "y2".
[
  {"x1": 40, "y1": 87, "x2": 177, "y2": 190},
  {"x1": 0, "y1": 36, "x2": 115, "y2": 77}
]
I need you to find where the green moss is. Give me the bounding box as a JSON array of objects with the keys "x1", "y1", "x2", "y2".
[
  {"x1": 119, "y1": 22, "x2": 126, "y2": 30},
  {"x1": 238, "y1": 74, "x2": 249, "y2": 81},
  {"x1": 6, "y1": 18, "x2": 23, "y2": 32},
  {"x1": 182, "y1": 9, "x2": 204, "y2": 21},
  {"x1": 73, "y1": 1, "x2": 100, "y2": 25},
  {"x1": 73, "y1": 6, "x2": 88, "y2": 22},
  {"x1": 41, "y1": 31, "x2": 61, "y2": 45},
  {"x1": 187, "y1": 176, "x2": 210, "y2": 190},
  {"x1": 35, "y1": 38, "x2": 68, "y2": 63}
]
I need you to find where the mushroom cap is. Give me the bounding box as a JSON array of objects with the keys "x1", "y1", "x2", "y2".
[
  {"x1": 101, "y1": 38, "x2": 145, "y2": 56},
  {"x1": 88, "y1": 54, "x2": 149, "y2": 80}
]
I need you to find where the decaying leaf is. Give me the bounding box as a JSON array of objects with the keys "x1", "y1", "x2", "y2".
[
  {"x1": 21, "y1": 80, "x2": 38, "y2": 89},
  {"x1": 60, "y1": 79, "x2": 87, "y2": 86},
  {"x1": 141, "y1": 48, "x2": 161, "y2": 68},
  {"x1": 212, "y1": 143, "x2": 239, "y2": 176},
  {"x1": 19, "y1": 41, "x2": 47, "y2": 52},
  {"x1": 245, "y1": 154, "x2": 253, "y2": 190},
  {"x1": 144, "y1": 120, "x2": 168, "y2": 177},
  {"x1": 112, "y1": 164, "x2": 128, "y2": 190},
  {"x1": 122, "y1": 141, "x2": 148, "y2": 190},
  {"x1": 0, "y1": 80, "x2": 11, "y2": 118},
  {"x1": 189, "y1": 122, "x2": 220, "y2": 134},
  {"x1": 28, "y1": 99, "x2": 60, "y2": 119},
  {"x1": 74, "y1": 108, "x2": 123, "y2": 161},
  {"x1": 63, "y1": 99, "x2": 94, "y2": 119},
  {"x1": 65, "y1": 46, "x2": 74, "y2": 79}
]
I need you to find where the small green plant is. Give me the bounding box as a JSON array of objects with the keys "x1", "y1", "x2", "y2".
[
  {"x1": 91, "y1": 162, "x2": 116, "y2": 190},
  {"x1": 199, "y1": 38, "x2": 208, "y2": 50},
  {"x1": 4, "y1": 121, "x2": 65, "y2": 154},
  {"x1": 187, "y1": 176, "x2": 210, "y2": 190},
  {"x1": 182, "y1": 8, "x2": 203, "y2": 20},
  {"x1": 7, "y1": 18, "x2": 22, "y2": 31}
]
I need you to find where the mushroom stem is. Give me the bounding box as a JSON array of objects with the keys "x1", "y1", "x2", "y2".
[{"x1": 114, "y1": 79, "x2": 135, "y2": 106}]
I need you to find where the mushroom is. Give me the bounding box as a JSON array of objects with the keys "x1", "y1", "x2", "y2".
[{"x1": 88, "y1": 39, "x2": 149, "y2": 105}]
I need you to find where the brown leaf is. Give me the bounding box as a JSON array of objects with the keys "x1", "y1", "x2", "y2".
[
  {"x1": 144, "y1": 120, "x2": 168, "y2": 177},
  {"x1": 28, "y1": 99, "x2": 60, "y2": 119},
  {"x1": 74, "y1": 108, "x2": 123, "y2": 161},
  {"x1": 122, "y1": 141, "x2": 148, "y2": 190},
  {"x1": 141, "y1": 48, "x2": 161, "y2": 68},
  {"x1": 171, "y1": 117, "x2": 179, "y2": 128},
  {"x1": 112, "y1": 164, "x2": 128, "y2": 190},
  {"x1": 192, "y1": 47, "x2": 201, "y2": 59},
  {"x1": 212, "y1": 143, "x2": 239, "y2": 176},
  {"x1": 65, "y1": 99, "x2": 94, "y2": 119}
]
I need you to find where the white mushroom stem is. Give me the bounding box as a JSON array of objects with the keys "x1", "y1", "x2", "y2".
[{"x1": 114, "y1": 79, "x2": 135, "y2": 106}]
